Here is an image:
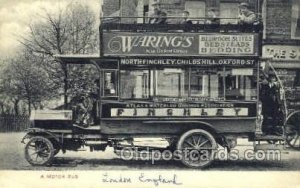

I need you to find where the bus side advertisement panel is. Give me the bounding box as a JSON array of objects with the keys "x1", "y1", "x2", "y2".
[{"x1": 102, "y1": 32, "x2": 259, "y2": 57}]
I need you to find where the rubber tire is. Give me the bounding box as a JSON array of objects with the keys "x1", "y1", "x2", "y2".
[
  {"x1": 25, "y1": 136, "x2": 55, "y2": 166},
  {"x1": 177, "y1": 129, "x2": 217, "y2": 168}
]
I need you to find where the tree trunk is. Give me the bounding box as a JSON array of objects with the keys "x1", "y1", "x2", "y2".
[
  {"x1": 28, "y1": 99, "x2": 32, "y2": 116},
  {"x1": 33, "y1": 103, "x2": 38, "y2": 110},
  {"x1": 0, "y1": 103, "x2": 4, "y2": 115},
  {"x1": 13, "y1": 99, "x2": 20, "y2": 116}
]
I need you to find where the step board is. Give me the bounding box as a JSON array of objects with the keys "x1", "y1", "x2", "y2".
[
  {"x1": 254, "y1": 144, "x2": 285, "y2": 151},
  {"x1": 73, "y1": 124, "x2": 101, "y2": 130},
  {"x1": 255, "y1": 135, "x2": 285, "y2": 141}
]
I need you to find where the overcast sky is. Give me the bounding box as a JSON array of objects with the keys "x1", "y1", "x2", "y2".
[{"x1": 0, "y1": 0, "x2": 101, "y2": 59}]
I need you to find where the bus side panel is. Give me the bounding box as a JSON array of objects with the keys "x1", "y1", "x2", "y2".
[{"x1": 100, "y1": 118, "x2": 256, "y2": 135}]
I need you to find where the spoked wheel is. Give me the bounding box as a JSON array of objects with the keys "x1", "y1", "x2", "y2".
[
  {"x1": 25, "y1": 136, "x2": 55, "y2": 166},
  {"x1": 285, "y1": 112, "x2": 300, "y2": 150},
  {"x1": 177, "y1": 129, "x2": 217, "y2": 168}
]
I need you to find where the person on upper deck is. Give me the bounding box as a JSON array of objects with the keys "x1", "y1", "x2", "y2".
[
  {"x1": 149, "y1": 2, "x2": 167, "y2": 24},
  {"x1": 180, "y1": 11, "x2": 193, "y2": 24},
  {"x1": 205, "y1": 8, "x2": 220, "y2": 25},
  {"x1": 238, "y1": 2, "x2": 257, "y2": 25}
]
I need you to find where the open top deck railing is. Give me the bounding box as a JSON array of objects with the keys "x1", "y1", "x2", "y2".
[{"x1": 100, "y1": 16, "x2": 263, "y2": 33}]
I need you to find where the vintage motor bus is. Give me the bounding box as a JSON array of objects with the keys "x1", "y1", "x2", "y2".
[{"x1": 22, "y1": 17, "x2": 300, "y2": 168}]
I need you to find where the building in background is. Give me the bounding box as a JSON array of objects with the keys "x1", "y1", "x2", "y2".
[{"x1": 262, "y1": 0, "x2": 300, "y2": 110}]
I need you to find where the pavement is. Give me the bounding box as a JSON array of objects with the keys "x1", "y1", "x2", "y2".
[{"x1": 0, "y1": 132, "x2": 300, "y2": 171}]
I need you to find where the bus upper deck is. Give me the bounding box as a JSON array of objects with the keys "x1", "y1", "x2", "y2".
[{"x1": 100, "y1": 16, "x2": 263, "y2": 32}]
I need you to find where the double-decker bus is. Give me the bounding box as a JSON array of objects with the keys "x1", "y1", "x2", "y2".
[{"x1": 22, "y1": 16, "x2": 300, "y2": 168}]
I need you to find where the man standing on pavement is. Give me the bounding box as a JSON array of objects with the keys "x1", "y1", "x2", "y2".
[{"x1": 260, "y1": 74, "x2": 283, "y2": 135}]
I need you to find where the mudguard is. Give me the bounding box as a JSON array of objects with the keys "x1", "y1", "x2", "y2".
[{"x1": 21, "y1": 128, "x2": 60, "y2": 144}]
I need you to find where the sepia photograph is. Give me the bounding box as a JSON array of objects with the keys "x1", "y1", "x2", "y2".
[{"x1": 0, "y1": 0, "x2": 300, "y2": 187}]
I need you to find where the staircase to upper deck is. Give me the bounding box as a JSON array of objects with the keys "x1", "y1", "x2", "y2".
[{"x1": 254, "y1": 127, "x2": 286, "y2": 151}]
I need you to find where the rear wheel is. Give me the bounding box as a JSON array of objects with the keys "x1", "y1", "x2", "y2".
[
  {"x1": 177, "y1": 129, "x2": 217, "y2": 168},
  {"x1": 285, "y1": 112, "x2": 300, "y2": 150},
  {"x1": 25, "y1": 136, "x2": 55, "y2": 166}
]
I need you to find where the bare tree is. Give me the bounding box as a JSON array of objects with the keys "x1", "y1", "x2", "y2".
[
  {"x1": 0, "y1": 58, "x2": 20, "y2": 115},
  {"x1": 19, "y1": 2, "x2": 99, "y2": 108},
  {"x1": 65, "y1": 3, "x2": 98, "y2": 54},
  {"x1": 0, "y1": 50, "x2": 59, "y2": 115}
]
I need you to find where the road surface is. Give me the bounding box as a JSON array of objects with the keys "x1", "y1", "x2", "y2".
[{"x1": 0, "y1": 132, "x2": 300, "y2": 171}]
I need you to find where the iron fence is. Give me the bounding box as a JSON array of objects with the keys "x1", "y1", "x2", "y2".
[{"x1": 0, "y1": 115, "x2": 30, "y2": 132}]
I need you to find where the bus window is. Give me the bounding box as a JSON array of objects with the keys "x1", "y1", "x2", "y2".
[
  {"x1": 190, "y1": 69, "x2": 216, "y2": 98},
  {"x1": 225, "y1": 68, "x2": 257, "y2": 100},
  {"x1": 68, "y1": 63, "x2": 100, "y2": 101},
  {"x1": 103, "y1": 70, "x2": 118, "y2": 96},
  {"x1": 120, "y1": 70, "x2": 151, "y2": 99},
  {"x1": 190, "y1": 69, "x2": 206, "y2": 96},
  {"x1": 156, "y1": 68, "x2": 188, "y2": 97},
  {"x1": 211, "y1": 68, "x2": 223, "y2": 100}
]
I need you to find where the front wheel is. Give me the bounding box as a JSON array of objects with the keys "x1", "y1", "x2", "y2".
[
  {"x1": 24, "y1": 136, "x2": 55, "y2": 166},
  {"x1": 177, "y1": 129, "x2": 217, "y2": 168}
]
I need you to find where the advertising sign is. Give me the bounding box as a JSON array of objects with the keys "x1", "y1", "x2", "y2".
[
  {"x1": 102, "y1": 32, "x2": 258, "y2": 57},
  {"x1": 111, "y1": 107, "x2": 248, "y2": 117},
  {"x1": 263, "y1": 45, "x2": 300, "y2": 61},
  {"x1": 101, "y1": 102, "x2": 256, "y2": 118},
  {"x1": 120, "y1": 58, "x2": 256, "y2": 66}
]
